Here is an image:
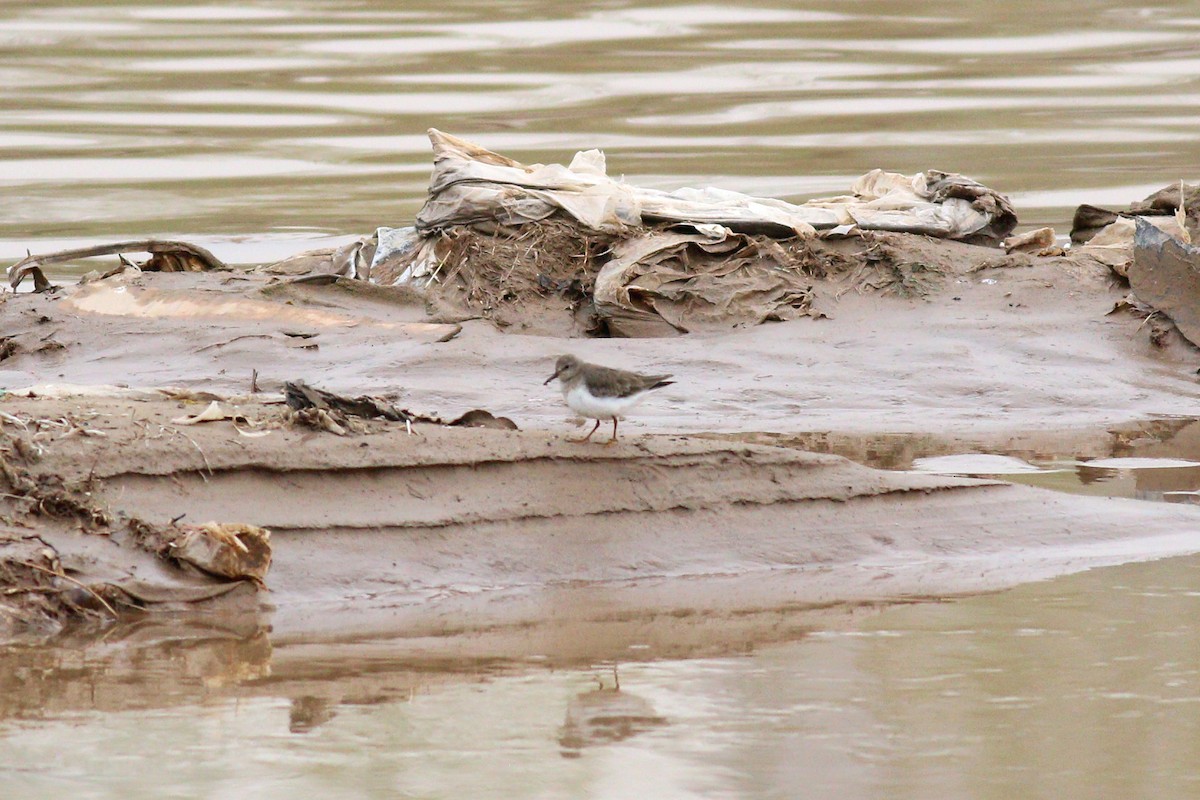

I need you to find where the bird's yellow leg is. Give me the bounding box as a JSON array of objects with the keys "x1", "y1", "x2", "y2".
[
  {"x1": 569, "y1": 419, "x2": 602, "y2": 443},
  {"x1": 604, "y1": 418, "x2": 619, "y2": 446}
]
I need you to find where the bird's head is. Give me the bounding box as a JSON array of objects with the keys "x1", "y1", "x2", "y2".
[{"x1": 544, "y1": 354, "x2": 583, "y2": 385}]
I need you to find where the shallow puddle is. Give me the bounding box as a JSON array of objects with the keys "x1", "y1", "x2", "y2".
[{"x1": 737, "y1": 416, "x2": 1200, "y2": 504}]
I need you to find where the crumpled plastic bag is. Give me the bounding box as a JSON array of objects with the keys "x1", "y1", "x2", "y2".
[
  {"x1": 410, "y1": 129, "x2": 1016, "y2": 243},
  {"x1": 593, "y1": 225, "x2": 815, "y2": 337},
  {"x1": 169, "y1": 523, "x2": 272, "y2": 586}
]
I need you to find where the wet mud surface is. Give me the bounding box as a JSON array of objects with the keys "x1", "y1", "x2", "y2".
[{"x1": 4, "y1": 234, "x2": 1200, "y2": 646}]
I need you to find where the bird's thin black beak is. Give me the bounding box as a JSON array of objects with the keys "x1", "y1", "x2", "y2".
[{"x1": 543, "y1": 368, "x2": 561, "y2": 385}]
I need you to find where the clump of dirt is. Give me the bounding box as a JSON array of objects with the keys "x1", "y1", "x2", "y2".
[
  {"x1": 0, "y1": 429, "x2": 109, "y2": 530},
  {"x1": 0, "y1": 536, "x2": 120, "y2": 638},
  {"x1": 425, "y1": 218, "x2": 620, "y2": 331}
]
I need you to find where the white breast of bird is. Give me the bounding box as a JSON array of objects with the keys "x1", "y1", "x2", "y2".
[{"x1": 564, "y1": 382, "x2": 646, "y2": 420}]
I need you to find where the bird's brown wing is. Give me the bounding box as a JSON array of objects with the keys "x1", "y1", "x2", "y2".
[{"x1": 589, "y1": 366, "x2": 674, "y2": 398}]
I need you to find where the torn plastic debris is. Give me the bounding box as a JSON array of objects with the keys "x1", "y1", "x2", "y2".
[
  {"x1": 411, "y1": 130, "x2": 1016, "y2": 242},
  {"x1": 1065, "y1": 182, "x2": 1194, "y2": 277},
  {"x1": 1071, "y1": 182, "x2": 1200, "y2": 245},
  {"x1": 357, "y1": 131, "x2": 1015, "y2": 335},
  {"x1": 593, "y1": 225, "x2": 818, "y2": 337}
]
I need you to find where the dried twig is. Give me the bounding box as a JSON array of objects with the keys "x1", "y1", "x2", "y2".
[{"x1": 167, "y1": 427, "x2": 213, "y2": 481}]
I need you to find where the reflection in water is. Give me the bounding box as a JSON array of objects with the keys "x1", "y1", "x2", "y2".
[
  {"x1": 558, "y1": 690, "x2": 667, "y2": 758},
  {"x1": 0, "y1": 618, "x2": 272, "y2": 722},
  {"x1": 290, "y1": 695, "x2": 337, "y2": 734},
  {"x1": 1, "y1": 554, "x2": 1196, "y2": 798},
  {"x1": 558, "y1": 668, "x2": 668, "y2": 757}
]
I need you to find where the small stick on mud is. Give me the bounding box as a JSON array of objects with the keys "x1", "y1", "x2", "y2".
[
  {"x1": 1135, "y1": 310, "x2": 1162, "y2": 332},
  {"x1": 16, "y1": 560, "x2": 119, "y2": 618},
  {"x1": 0, "y1": 411, "x2": 28, "y2": 429},
  {"x1": 167, "y1": 427, "x2": 213, "y2": 481},
  {"x1": 251, "y1": 369, "x2": 260, "y2": 394}
]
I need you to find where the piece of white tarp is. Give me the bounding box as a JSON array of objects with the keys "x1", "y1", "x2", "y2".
[{"x1": 412, "y1": 129, "x2": 1016, "y2": 241}]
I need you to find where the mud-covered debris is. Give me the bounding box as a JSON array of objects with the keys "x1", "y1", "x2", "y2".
[
  {"x1": 7, "y1": 240, "x2": 228, "y2": 292},
  {"x1": 1130, "y1": 219, "x2": 1200, "y2": 348},
  {"x1": 0, "y1": 330, "x2": 66, "y2": 362},
  {"x1": 1071, "y1": 181, "x2": 1200, "y2": 245},
  {"x1": 130, "y1": 518, "x2": 271, "y2": 586},
  {"x1": 445, "y1": 409, "x2": 519, "y2": 430},
  {"x1": 168, "y1": 523, "x2": 272, "y2": 586},
  {"x1": 0, "y1": 438, "x2": 110, "y2": 529},
  {"x1": 1, "y1": 537, "x2": 78, "y2": 635},
  {"x1": 260, "y1": 235, "x2": 377, "y2": 279},
  {"x1": 594, "y1": 226, "x2": 819, "y2": 337},
  {"x1": 1004, "y1": 227, "x2": 1061, "y2": 256},
  {"x1": 380, "y1": 218, "x2": 618, "y2": 332},
  {"x1": 284, "y1": 379, "x2": 518, "y2": 433},
  {"x1": 285, "y1": 380, "x2": 411, "y2": 421},
  {"x1": 357, "y1": 131, "x2": 1017, "y2": 337},
  {"x1": 289, "y1": 406, "x2": 352, "y2": 436},
  {"x1": 284, "y1": 380, "x2": 411, "y2": 435},
  {"x1": 171, "y1": 400, "x2": 229, "y2": 426}
]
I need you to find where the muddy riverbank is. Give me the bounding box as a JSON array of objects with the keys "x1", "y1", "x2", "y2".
[
  {"x1": 4, "y1": 232, "x2": 1200, "y2": 646},
  {"x1": 4, "y1": 186, "x2": 1200, "y2": 646},
  {"x1": 3, "y1": 388, "x2": 1200, "y2": 648}
]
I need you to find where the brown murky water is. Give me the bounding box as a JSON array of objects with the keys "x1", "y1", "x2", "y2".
[
  {"x1": 1, "y1": 530, "x2": 1197, "y2": 799},
  {"x1": 3, "y1": 1, "x2": 1199, "y2": 264},
  {"x1": 3, "y1": 2, "x2": 1200, "y2": 797}
]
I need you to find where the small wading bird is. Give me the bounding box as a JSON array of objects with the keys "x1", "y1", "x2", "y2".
[{"x1": 544, "y1": 354, "x2": 674, "y2": 444}]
